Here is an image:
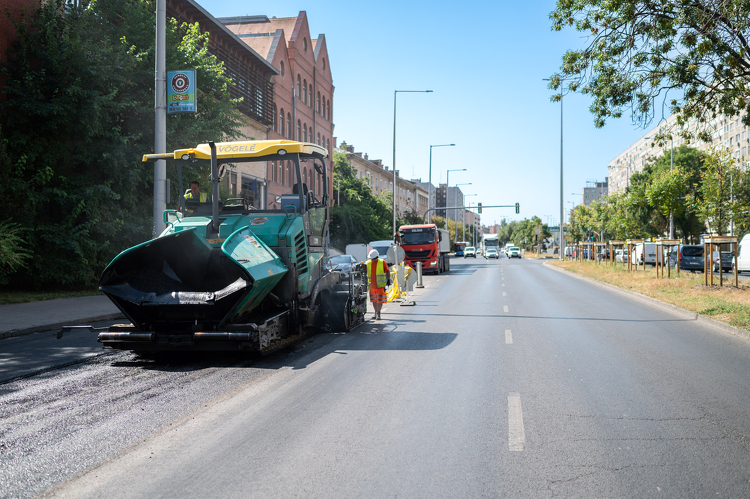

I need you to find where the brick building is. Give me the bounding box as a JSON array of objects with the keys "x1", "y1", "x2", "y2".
[
  {"x1": 342, "y1": 143, "x2": 428, "y2": 218},
  {"x1": 0, "y1": 0, "x2": 39, "y2": 64},
  {"x1": 222, "y1": 12, "x2": 334, "y2": 209},
  {"x1": 168, "y1": 0, "x2": 277, "y2": 208}
]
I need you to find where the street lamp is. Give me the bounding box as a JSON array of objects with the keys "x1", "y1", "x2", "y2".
[
  {"x1": 446, "y1": 170, "x2": 467, "y2": 245},
  {"x1": 544, "y1": 77, "x2": 569, "y2": 260},
  {"x1": 393, "y1": 90, "x2": 433, "y2": 237},
  {"x1": 429, "y1": 144, "x2": 455, "y2": 221}
]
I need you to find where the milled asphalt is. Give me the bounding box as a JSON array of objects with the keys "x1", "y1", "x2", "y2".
[{"x1": 0, "y1": 295, "x2": 123, "y2": 340}]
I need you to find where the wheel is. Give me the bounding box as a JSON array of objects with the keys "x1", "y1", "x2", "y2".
[{"x1": 321, "y1": 293, "x2": 349, "y2": 332}]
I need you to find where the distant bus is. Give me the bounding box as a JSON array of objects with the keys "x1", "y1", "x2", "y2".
[{"x1": 454, "y1": 241, "x2": 469, "y2": 256}]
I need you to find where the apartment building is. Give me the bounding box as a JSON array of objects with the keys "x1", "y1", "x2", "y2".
[
  {"x1": 582, "y1": 178, "x2": 608, "y2": 205},
  {"x1": 608, "y1": 112, "x2": 750, "y2": 194},
  {"x1": 435, "y1": 184, "x2": 466, "y2": 223},
  {"x1": 342, "y1": 143, "x2": 428, "y2": 217},
  {"x1": 222, "y1": 11, "x2": 334, "y2": 208}
]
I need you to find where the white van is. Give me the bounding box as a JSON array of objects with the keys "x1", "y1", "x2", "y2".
[
  {"x1": 735, "y1": 235, "x2": 750, "y2": 272},
  {"x1": 634, "y1": 242, "x2": 657, "y2": 266}
]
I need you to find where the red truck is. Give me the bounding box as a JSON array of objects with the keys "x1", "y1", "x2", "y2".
[{"x1": 396, "y1": 224, "x2": 451, "y2": 274}]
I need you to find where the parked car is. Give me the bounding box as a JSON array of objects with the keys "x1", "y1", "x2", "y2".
[
  {"x1": 615, "y1": 249, "x2": 628, "y2": 263},
  {"x1": 325, "y1": 254, "x2": 358, "y2": 275},
  {"x1": 486, "y1": 248, "x2": 499, "y2": 259},
  {"x1": 507, "y1": 246, "x2": 521, "y2": 258},
  {"x1": 464, "y1": 246, "x2": 477, "y2": 258},
  {"x1": 713, "y1": 251, "x2": 733, "y2": 273},
  {"x1": 679, "y1": 244, "x2": 704, "y2": 272}
]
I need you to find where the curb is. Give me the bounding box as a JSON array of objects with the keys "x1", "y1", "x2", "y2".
[
  {"x1": 544, "y1": 261, "x2": 750, "y2": 342},
  {"x1": 0, "y1": 313, "x2": 125, "y2": 340}
]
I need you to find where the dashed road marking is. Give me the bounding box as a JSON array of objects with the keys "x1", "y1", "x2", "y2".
[
  {"x1": 502, "y1": 292, "x2": 506, "y2": 296},
  {"x1": 508, "y1": 392, "x2": 526, "y2": 451},
  {"x1": 503, "y1": 305, "x2": 509, "y2": 313},
  {"x1": 505, "y1": 329, "x2": 512, "y2": 344}
]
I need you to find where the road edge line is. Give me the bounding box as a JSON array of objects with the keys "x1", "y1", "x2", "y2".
[{"x1": 543, "y1": 261, "x2": 750, "y2": 342}]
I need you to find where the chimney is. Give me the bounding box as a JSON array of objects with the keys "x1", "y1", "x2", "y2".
[{"x1": 364, "y1": 153, "x2": 368, "y2": 160}]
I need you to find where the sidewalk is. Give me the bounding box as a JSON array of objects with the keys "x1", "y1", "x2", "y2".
[{"x1": 0, "y1": 295, "x2": 123, "y2": 340}]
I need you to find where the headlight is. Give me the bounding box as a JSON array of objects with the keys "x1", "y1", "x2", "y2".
[{"x1": 430, "y1": 261, "x2": 437, "y2": 266}]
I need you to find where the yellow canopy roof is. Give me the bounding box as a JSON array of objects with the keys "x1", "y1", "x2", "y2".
[{"x1": 142, "y1": 140, "x2": 328, "y2": 163}]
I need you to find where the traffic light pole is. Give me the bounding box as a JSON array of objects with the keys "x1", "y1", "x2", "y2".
[{"x1": 422, "y1": 204, "x2": 519, "y2": 223}]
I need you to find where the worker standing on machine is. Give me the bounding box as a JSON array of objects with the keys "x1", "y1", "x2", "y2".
[
  {"x1": 183, "y1": 180, "x2": 209, "y2": 214},
  {"x1": 366, "y1": 249, "x2": 390, "y2": 320}
]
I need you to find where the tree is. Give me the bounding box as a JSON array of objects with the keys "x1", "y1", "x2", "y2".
[
  {"x1": 694, "y1": 149, "x2": 741, "y2": 235},
  {"x1": 329, "y1": 150, "x2": 392, "y2": 249},
  {"x1": 0, "y1": 0, "x2": 243, "y2": 287},
  {"x1": 549, "y1": 1, "x2": 750, "y2": 141}
]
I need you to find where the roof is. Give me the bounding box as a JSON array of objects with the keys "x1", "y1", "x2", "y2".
[{"x1": 143, "y1": 140, "x2": 328, "y2": 163}]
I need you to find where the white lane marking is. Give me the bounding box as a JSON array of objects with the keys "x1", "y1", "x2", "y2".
[
  {"x1": 502, "y1": 283, "x2": 505, "y2": 287},
  {"x1": 502, "y1": 292, "x2": 506, "y2": 296},
  {"x1": 505, "y1": 329, "x2": 512, "y2": 344},
  {"x1": 503, "y1": 305, "x2": 509, "y2": 313},
  {"x1": 508, "y1": 392, "x2": 526, "y2": 451}
]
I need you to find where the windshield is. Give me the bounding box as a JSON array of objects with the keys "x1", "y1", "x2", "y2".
[
  {"x1": 401, "y1": 231, "x2": 435, "y2": 245},
  {"x1": 329, "y1": 256, "x2": 353, "y2": 264},
  {"x1": 466, "y1": 247, "x2": 475, "y2": 252},
  {"x1": 682, "y1": 246, "x2": 703, "y2": 257},
  {"x1": 485, "y1": 239, "x2": 499, "y2": 247}
]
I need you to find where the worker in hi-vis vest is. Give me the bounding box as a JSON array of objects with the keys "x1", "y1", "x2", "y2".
[
  {"x1": 184, "y1": 180, "x2": 208, "y2": 213},
  {"x1": 366, "y1": 249, "x2": 390, "y2": 320}
]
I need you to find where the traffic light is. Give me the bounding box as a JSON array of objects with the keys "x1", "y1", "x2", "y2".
[
  {"x1": 515, "y1": 202, "x2": 520, "y2": 214},
  {"x1": 478, "y1": 202, "x2": 482, "y2": 214}
]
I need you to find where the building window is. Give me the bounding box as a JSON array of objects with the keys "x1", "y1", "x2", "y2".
[
  {"x1": 327, "y1": 138, "x2": 330, "y2": 152},
  {"x1": 317, "y1": 133, "x2": 321, "y2": 145},
  {"x1": 317, "y1": 92, "x2": 320, "y2": 113},
  {"x1": 271, "y1": 161, "x2": 275, "y2": 183},
  {"x1": 303, "y1": 123, "x2": 307, "y2": 142},
  {"x1": 297, "y1": 75, "x2": 301, "y2": 98},
  {"x1": 286, "y1": 113, "x2": 291, "y2": 139},
  {"x1": 303, "y1": 37, "x2": 308, "y2": 51},
  {"x1": 279, "y1": 162, "x2": 283, "y2": 184},
  {"x1": 280, "y1": 61, "x2": 285, "y2": 76},
  {"x1": 308, "y1": 85, "x2": 313, "y2": 107},
  {"x1": 322, "y1": 57, "x2": 326, "y2": 70},
  {"x1": 297, "y1": 120, "x2": 301, "y2": 141},
  {"x1": 279, "y1": 107, "x2": 284, "y2": 135},
  {"x1": 303, "y1": 80, "x2": 307, "y2": 104},
  {"x1": 326, "y1": 101, "x2": 330, "y2": 121}
]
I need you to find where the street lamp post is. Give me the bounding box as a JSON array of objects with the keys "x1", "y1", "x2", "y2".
[
  {"x1": 545, "y1": 77, "x2": 568, "y2": 260},
  {"x1": 669, "y1": 136, "x2": 674, "y2": 239},
  {"x1": 429, "y1": 144, "x2": 455, "y2": 222},
  {"x1": 446, "y1": 169, "x2": 467, "y2": 246},
  {"x1": 393, "y1": 90, "x2": 432, "y2": 238}
]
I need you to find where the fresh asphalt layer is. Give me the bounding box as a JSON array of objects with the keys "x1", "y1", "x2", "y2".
[{"x1": 2, "y1": 256, "x2": 750, "y2": 498}]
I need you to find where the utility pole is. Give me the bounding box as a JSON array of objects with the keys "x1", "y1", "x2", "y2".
[{"x1": 152, "y1": 0, "x2": 167, "y2": 238}]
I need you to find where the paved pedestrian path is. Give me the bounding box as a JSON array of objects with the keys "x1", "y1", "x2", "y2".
[{"x1": 0, "y1": 295, "x2": 122, "y2": 339}]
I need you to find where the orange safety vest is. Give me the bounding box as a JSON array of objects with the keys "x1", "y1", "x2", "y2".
[{"x1": 366, "y1": 259, "x2": 388, "y2": 288}]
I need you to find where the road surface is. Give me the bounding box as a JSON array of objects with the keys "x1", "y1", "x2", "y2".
[{"x1": 2, "y1": 256, "x2": 750, "y2": 498}]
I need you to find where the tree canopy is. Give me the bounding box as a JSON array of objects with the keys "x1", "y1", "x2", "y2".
[
  {"x1": 0, "y1": 0, "x2": 244, "y2": 287},
  {"x1": 549, "y1": 0, "x2": 750, "y2": 141}
]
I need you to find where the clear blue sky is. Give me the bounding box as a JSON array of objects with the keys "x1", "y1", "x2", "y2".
[{"x1": 211, "y1": 0, "x2": 655, "y2": 226}]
